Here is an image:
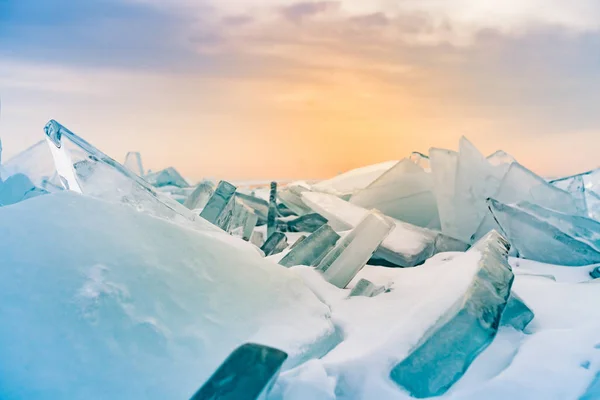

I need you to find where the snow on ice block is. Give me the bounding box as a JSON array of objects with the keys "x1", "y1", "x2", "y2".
[
  {"x1": 390, "y1": 231, "x2": 514, "y2": 398},
  {"x1": 302, "y1": 191, "x2": 467, "y2": 267},
  {"x1": 316, "y1": 211, "x2": 394, "y2": 289},
  {"x1": 144, "y1": 167, "x2": 189, "y2": 188},
  {"x1": 312, "y1": 160, "x2": 398, "y2": 198},
  {"x1": 286, "y1": 213, "x2": 328, "y2": 233},
  {"x1": 279, "y1": 225, "x2": 340, "y2": 268},
  {"x1": 184, "y1": 180, "x2": 215, "y2": 210},
  {"x1": 0, "y1": 173, "x2": 47, "y2": 206},
  {"x1": 487, "y1": 199, "x2": 600, "y2": 266},
  {"x1": 350, "y1": 159, "x2": 439, "y2": 228},
  {"x1": 190, "y1": 343, "x2": 287, "y2": 400},
  {"x1": 500, "y1": 293, "x2": 534, "y2": 331},
  {"x1": 44, "y1": 120, "x2": 213, "y2": 231},
  {"x1": 0, "y1": 192, "x2": 337, "y2": 399},
  {"x1": 348, "y1": 279, "x2": 385, "y2": 298},
  {"x1": 123, "y1": 151, "x2": 144, "y2": 177},
  {"x1": 200, "y1": 180, "x2": 237, "y2": 230},
  {"x1": 261, "y1": 232, "x2": 289, "y2": 256}
]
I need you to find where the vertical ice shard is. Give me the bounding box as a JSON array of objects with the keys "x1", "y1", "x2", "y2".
[
  {"x1": 184, "y1": 180, "x2": 215, "y2": 210},
  {"x1": 390, "y1": 231, "x2": 514, "y2": 398},
  {"x1": 144, "y1": 167, "x2": 189, "y2": 188},
  {"x1": 316, "y1": 211, "x2": 394, "y2": 289},
  {"x1": 279, "y1": 225, "x2": 340, "y2": 268},
  {"x1": 451, "y1": 137, "x2": 507, "y2": 242},
  {"x1": 350, "y1": 159, "x2": 439, "y2": 228},
  {"x1": 486, "y1": 199, "x2": 600, "y2": 266},
  {"x1": 429, "y1": 148, "x2": 458, "y2": 237},
  {"x1": 190, "y1": 343, "x2": 288, "y2": 400},
  {"x1": 123, "y1": 151, "x2": 144, "y2": 176},
  {"x1": 261, "y1": 232, "x2": 289, "y2": 256},
  {"x1": 0, "y1": 173, "x2": 47, "y2": 206},
  {"x1": 349, "y1": 279, "x2": 386, "y2": 298},
  {"x1": 267, "y1": 182, "x2": 278, "y2": 238},
  {"x1": 242, "y1": 211, "x2": 259, "y2": 241},
  {"x1": 286, "y1": 213, "x2": 328, "y2": 233},
  {"x1": 200, "y1": 181, "x2": 237, "y2": 230},
  {"x1": 43, "y1": 120, "x2": 215, "y2": 230},
  {"x1": 500, "y1": 293, "x2": 534, "y2": 331}
]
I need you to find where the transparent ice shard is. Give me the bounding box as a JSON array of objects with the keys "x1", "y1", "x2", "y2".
[
  {"x1": 500, "y1": 293, "x2": 534, "y2": 331},
  {"x1": 236, "y1": 192, "x2": 270, "y2": 222},
  {"x1": 184, "y1": 180, "x2": 215, "y2": 210},
  {"x1": 551, "y1": 168, "x2": 600, "y2": 220},
  {"x1": 267, "y1": 182, "x2": 278, "y2": 238},
  {"x1": 316, "y1": 211, "x2": 394, "y2": 289},
  {"x1": 289, "y1": 235, "x2": 307, "y2": 250},
  {"x1": 551, "y1": 174, "x2": 587, "y2": 216},
  {"x1": 190, "y1": 343, "x2": 287, "y2": 400},
  {"x1": 44, "y1": 120, "x2": 215, "y2": 230},
  {"x1": 144, "y1": 167, "x2": 189, "y2": 188},
  {"x1": 472, "y1": 162, "x2": 583, "y2": 242},
  {"x1": 279, "y1": 225, "x2": 340, "y2": 268},
  {"x1": 350, "y1": 159, "x2": 439, "y2": 228},
  {"x1": 486, "y1": 150, "x2": 516, "y2": 168},
  {"x1": 278, "y1": 183, "x2": 313, "y2": 216},
  {"x1": 251, "y1": 231, "x2": 265, "y2": 248},
  {"x1": 2, "y1": 140, "x2": 63, "y2": 192},
  {"x1": 200, "y1": 181, "x2": 237, "y2": 230},
  {"x1": 242, "y1": 211, "x2": 259, "y2": 241},
  {"x1": 390, "y1": 231, "x2": 514, "y2": 398},
  {"x1": 0, "y1": 173, "x2": 47, "y2": 206},
  {"x1": 349, "y1": 278, "x2": 386, "y2": 298},
  {"x1": 261, "y1": 232, "x2": 289, "y2": 256},
  {"x1": 123, "y1": 151, "x2": 144, "y2": 177},
  {"x1": 409, "y1": 152, "x2": 430, "y2": 172},
  {"x1": 429, "y1": 148, "x2": 458, "y2": 237},
  {"x1": 285, "y1": 213, "x2": 328, "y2": 233},
  {"x1": 451, "y1": 137, "x2": 508, "y2": 242},
  {"x1": 487, "y1": 199, "x2": 600, "y2": 266}
]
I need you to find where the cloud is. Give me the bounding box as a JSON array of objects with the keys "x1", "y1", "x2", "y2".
[{"x1": 279, "y1": 1, "x2": 339, "y2": 23}]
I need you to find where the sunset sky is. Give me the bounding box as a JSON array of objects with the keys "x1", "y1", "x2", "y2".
[{"x1": 2, "y1": 1, "x2": 600, "y2": 180}]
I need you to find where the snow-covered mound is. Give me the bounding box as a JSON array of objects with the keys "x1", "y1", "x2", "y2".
[{"x1": 0, "y1": 192, "x2": 337, "y2": 399}]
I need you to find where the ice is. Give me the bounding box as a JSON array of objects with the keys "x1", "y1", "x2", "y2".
[
  {"x1": 500, "y1": 293, "x2": 534, "y2": 331},
  {"x1": 236, "y1": 192, "x2": 271, "y2": 222},
  {"x1": 312, "y1": 160, "x2": 398, "y2": 198},
  {"x1": 123, "y1": 151, "x2": 144, "y2": 177},
  {"x1": 278, "y1": 183, "x2": 313, "y2": 216},
  {"x1": 190, "y1": 343, "x2": 287, "y2": 400},
  {"x1": 486, "y1": 150, "x2": 516, "y2": 168},
  {"x1": 0, "y1": 173, "x2": 47, "y2": 206},
  {"x1": 451, "y1": 137, "x2": 507, "y2": 242},
  {"x1": 242, "y1": 210, "x2": 259, "y2": 241},
  {"x1": 429, "y1": 148, "x2": 459, "y2": 237},
  {"x1": 316, "y1": 211, "x2": 394, "y2": 289},
  {"x1": 2, "y1": 140, "x2": 63, "y2": 191},
  {"x1": 261, "y1": 232, "x2": 289, "y2": 256},
  {"x1": 279, "y1": 225, "x2": 340, "y2": 268},
  {"x1": 44, "y1": 120, "x2": 213, "y2": 231},
  {"x1": 183, "y1": 180, "x2": 215, "y2": 210},
  {"x1": 551, "y1": 168, "x2": 600, "y2": 220},
  {"x1": 350, "y1": 158, "x2": 440, "y2": 228},
  {"x1": 144, "y1": 167, "x2": 189, "y2": 188},
  {"x1": 0, "y1": 192, "x2": 338, "y2": 399},
  {"x1": 591, "y1": 267, "x2": 600, "y2": 279},
  {"x1": 390, "y1": 231, "x2": 514, "y2": 397},
  {"x1": 268, "y1": 182, "x2": 278, "y2": 238},
  {"x1": 251, "y1": 231, "x2": 266, "y2": 247},
  {"x1": 348, "y1": 279, "x2": 386, "y2": 298},
  {"x1": 302, "y1": 191, "x2": 467, "y2": 267},
  {"x1": 285, "y1": 213, "x2": 328, "y2": 233},
  {"x1": 487, "y1": 199, "x2": 600, "y2": 266},
  {"x1": 289, "y1": 235, "x2": 307, "y2": 250},
  {"x1": 199, "y1": 180, "x2": 237, "y2": 230},
  {"x1": 409, "y1": 151, "x2": 431, "y2": 172}
]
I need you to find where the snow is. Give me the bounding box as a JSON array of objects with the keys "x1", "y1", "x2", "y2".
[{"x1": 0, "y1": 192, "x2": 337, "y2": 399}]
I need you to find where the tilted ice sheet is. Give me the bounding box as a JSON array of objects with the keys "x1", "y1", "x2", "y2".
[
  {"x1": 0, "y1": 192, "x2": 337, "y2": 399},
  {"x1": 2, "y1": 140, "x2": 62, "y2": 191},
  {"x1": 312, "y1": 160, "x2": 398, "y2": 198}
]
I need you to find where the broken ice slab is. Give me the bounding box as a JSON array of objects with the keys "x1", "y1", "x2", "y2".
[
  {"x1": 350, "y1": 158, "x2": 439, "y2": 228},
  {"x1": 429, "y1": 148, "x2": 458, "y2": 237},
  {"x1": 409, "y1": 152, "x2": 430, "y2": 172},
  {"x1": 144, "y1": 167, "x2": 189, "y2": 188},
  {"x1": 312, "y1": 160, "x2": 398, "y2": 198},
  {"x1": 190, "y1": 343, "x2": 288, "y2": 400},
  {"x1": 0, "y1": 173, "x2": 48, "y2": 206},
  {"x1": 285, "y1": 213, "x2": 328, "y2": 233},
  {"x1": 500, "y1": 293, "x2": 534, "y2": 331},
  {"x1": 267, "y1": 182, "x2": 278, "y2": 238},
  {"x1": 251, "y1": 231, "x2": 265, "y2": 248},
  {"x1": 316, "y1": 211, "x2": 394, "y2": 289},
  {"x1": 590, "y1": 267, "x2": 600, "y2": 279},
  {"x1": 486, "y1": 150, "x2": 516, "y2": 169},
  {"x1": 551, "y1": 168, "x2": 600, "y2": 220},
  {"x1": 390, "y1": 231, "x2": 514, "y2": 398},
  {"x1": 289, "y1": 235, "x2": 307, "y2": 250},
  {"x1": 472, "y1": 162, "x2": 584, "y2": 243},
  {"x1": 242, "y1": 211, "x2": 259, "y2": 241},
  {"x1": 487, "y1": 199, "x2": 600, "y2": 266},
  {"x1": 200, "y1": 181, "x2": 237, "y2": 230},
  {"x1": 302, "y1": 191, "x2": 468, "y2": 267},
  {"x1": 261, "y1": 232, "x2": 289, "y2": 256},
  {"x1": 2, "y1": 140, "x2": 63, "y2": 192},
  {"x1": 235, "y1": 192, "x2": 270, "y2": 222},
  {"x1": 279, "y1": 225, "x2": 340, "y2": 268},
  {"x1": 349, "y1": 278, "x2": 386, "y2": 298},
  {"x1": 123, "y1": 151, "x2": 144, "y2": 176},
  {"x1": 450, "y1": 137, "x2": 508, "y2": 242},
  {"x1": 278, "y1": 182, "x2": 314, "y2": 216},
  {"x1": 550, "y1": 174, "x2": 587, "y2": 217},
  {"x1": 44, "y1": 120, "x2": 218, "y2": 231},
  {"x1": 184, "y1": 180, "x2": 215, "y2": 210}
]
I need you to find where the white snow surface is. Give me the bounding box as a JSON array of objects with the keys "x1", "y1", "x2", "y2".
[{"x1": 0, "y1": 192, "x2": 337, "y2": 400}]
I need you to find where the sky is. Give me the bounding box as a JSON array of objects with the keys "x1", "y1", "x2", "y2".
[{"x1": 2, "y1": 0, "x2": 600, "y2": 180}]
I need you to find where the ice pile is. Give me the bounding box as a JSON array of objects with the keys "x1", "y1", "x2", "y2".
[{"x1": 2, "y1": 121, "x2": 600, "y2": 399}]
